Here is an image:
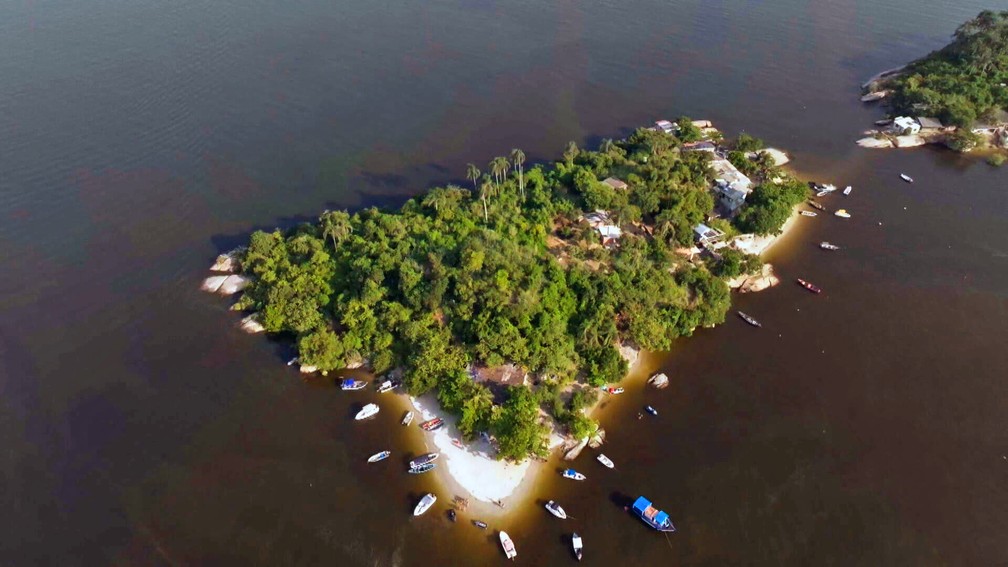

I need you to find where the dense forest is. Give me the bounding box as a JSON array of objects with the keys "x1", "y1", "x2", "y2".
[
  {"x1": 233, "y1": 120, "x2": 803, "y2": 460},
  {"x1": 885, "y1": 10, "x2": 1008, "y2": 126}
]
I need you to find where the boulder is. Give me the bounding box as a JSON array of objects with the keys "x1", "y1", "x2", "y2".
[
  {"x1": 894, "y1": 135, "x2": 925, "y2": 148},
  {"x1": 857, "y1": 137, "x2": 893, "y2": 148},
  {"x1": 300, "y1": 364, "x2": 318, "y2": 374},
  {"x1": 618, "y1": 343, "x2": 640, "y2": 368},
  {"x1": 201, "y1": 275, "x2": 229, "y2": 293},
  {"x1": 216, "y1": 275, "x2": 250, "y2": 295},
  {"x1": 731, "y1": 263, "x2": 780, "y2": 293},
  {"x1": 239, "y1": 314, "x2": 265, "y2": 334},
  {"x1": 760, "y1": 148, "x2": 790, "y2": 165}
]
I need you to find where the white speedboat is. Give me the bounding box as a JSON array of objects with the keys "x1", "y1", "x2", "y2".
[
  {"x1": 401, "y1": 411, "x2": 414, "y2": 426},
  {"x1": 367, "y1": 450, "x2": 390, "y2": 463},
  {"x1": 355, "y1": 403, "x2": 379, "y2": 420},
  {"x1": 900, "y1": 173, "x2": 913, "y2": 183},
  {"x1": 820, "y1": 242, "x2": 840, "y2": 251},
  {"x1": 597, "y1": 454, "x2": 614, "y2": 469},
  {"x1": 572, "y1": 532, "x2": 583, "y2": 561},
  {"x1": 843, "y1": 185, "x2": 852, "y2": 195},
  {"x1": 800, "y1": 210, "x2": 818, "y2": 217},
  {"x1": 545, "y1": 500, "x2": 568, "y2": 519},
  {"x1": 834, "y1": 209, "x2": 851, "y2": 219},
  {"x1": 413, "y1": 493, "x2": 437, "y2": 516},
  {"x1": 499, "y1": 531, "x2": 517, "y2": 559}
]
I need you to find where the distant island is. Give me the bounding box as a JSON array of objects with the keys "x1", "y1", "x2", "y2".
[
  {"x1": 859, "y1": 10, "x2": 1008, "y2": 162},
  {"x1": 204, "y1": 118, "x2": 809, "y2": 465}
]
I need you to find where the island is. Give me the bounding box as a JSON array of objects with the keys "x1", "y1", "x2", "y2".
[
  {"x1": 859, "y1": 10, "x2": 1008, "y2": 163},
  {"x1": 204, "y1": 117, "x2": 812, "y2": 504}
]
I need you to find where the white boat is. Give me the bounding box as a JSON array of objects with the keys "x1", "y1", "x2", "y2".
[
  {"x1": 843, "y1": 185, "x2": 852, "y2": 195},
  {"x1": 413, "y1": 493, "x2": 437, "y2": 516},
  {"x1": 900, "y1": 173, "x2": 913, "y2": 183},
  {"x1": 820, "y1": 242, "x2": 841, "y2": 251},
  {"x1": 834, "y1": 209, "x2": 851, "y2": 219},
  {"x1": 367, "y1": 450, "x2": 390, "y2": 463},
  {"x1": 822, "y1": 184, "x2": 837, "y2": 192},
  {"x1": 401, "y1": 411, "x2": 414, "y2": 426},
  {"x1": 499, "y1": 531, "x2": 517, "y2": 560},
  {"x1": 376, "y1": 379, "x2": 400, "y2": 393},
  {"x1": 562, "y1": 468, "x2": 586, "y2": 481},
  {"x1": 572, "y1": 532, "x2": 583, "y2": 561},
  {"x1": 597, "y1": 454, "x2": 615, "y2": 469},
  {"x1": 816, "y1": 190, "x2": 829, "y2": 197},
  {"x1": 545, "y1": 500, "x2": 568, "y2": 519},
  {"x1": 800, "y1": 210, "x2": 818, "y2": 217},
  {"x1": 355, "y1": 403, "x2": 379, "y2": 420}
]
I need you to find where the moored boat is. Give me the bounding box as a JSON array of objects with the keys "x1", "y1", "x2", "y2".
[
  {"x1": 340, "y1": 378, "x2": 367, "y2": 391},
  {"x1": 355, "y1": 403, "x2": 379, "y2": 420},
  {"x1": 647, "y1": 372, "x2": 669, "y2": 389},
  {"x1": 819, "y1": 242, "x2": 840, "y2": 251},
  {"x1": 816, "y1": 190, "x2": 829, "y2": 197},
  {"x1": 645, "y1": 405, "x2": 658, "y2": 416},
  {"x1": 473, "y1": 520, "x2": 488, "y2": 529},
  {"x1": 545, "y1": 500, "x2": 568, "y2": 519},
  {"x1": 419, "y1": 417, "x2": 444, "y2": 431},
  {"x1": 367, "y1": 450, "x2": 390, "y2": 463},
  {"x1": 631, "y1": 496, "x2": 676, "y2": 532},
  {"x1": 808, "y1": 200, "x2": 826, "y2": 211},
  {"x1": 413, "y1": 493, "x2": 436, "y2": 516},
  {"x1": 834, "y1": 208, "x2": 851, "y2": 218},
  {"x1": 401, "y1": 411, "x2": 414, "y2": 426},
  {"x1": 800, "y1": 210, "x2": 817, "y2": 217},
  {"x1": 796, "y1": 278, "x2": 822, "y2": 294},
  {"x1": 499, "y1": 531, "x2": 518, "y2": 560},
  {"x1": 409, "y1": 452, "x2": 440, "y2": 469},
  {"x1": 376, "y1": 379, "x2": 401, "y2": 393},
  {"x1": 737, "y1": 311, "x2": 762, "y2": 328},
  {"x1": 572, "y1": 532, "x2": 583, "y2": 561},
  {"x1": 408, "y1": 462, "x2": 436, "y2": 474},
  {"x1": 900, "y1": 173, "x2": 914, "y2": 183},
  {"x1": 605, "y1": 387, "x2": 624, "y2": 394},
  {"x1": 447, "y1": 509, "x2": 456, "y2": 522},
  {"x1": 562, "y1": 468, "x2": 586, "y2": 481},
  {"x1": 843, "y1": 185, "x2": 852, "y2": 195},
  {"x1": 597, "y1": 454, "x2": 615, "y2": 469}
]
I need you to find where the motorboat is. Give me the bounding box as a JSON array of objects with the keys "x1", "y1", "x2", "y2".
[
  {"x1": 367, "y1": 450, "x2": 390, "y2": 463},
  {"x1": 401, "y1": 411, "x2": 414, "y2": 426},
  {"x1": 473, "y1": 520, "x2": 488, "y2": 529},
  {"x1": 562, "y1": 468, "x2": 586, "y2": 481},
  {"x1": 737, "y1": 311, "x2": 762, "y2": 327},
  {"x1": 645, "y1": 405, "x2": 658, "y2": 417},
  {"x1": 420, "y1": 417, "x2": 444, "y2": 431},
  {"x1": 408, "y1": 462, "x2": 436, "y2": 474},
  {"x1": 819, "y1": 242, "x2": 840, "y2": 251},
  {"x1": 800, "y1": 210, "x2": 818, "y2": 217},
  {"x1": 355, "y1": 403, "x2": 379, "y2": 420},
  {"x1": 572, "y1": 532, "x2": 583, "y2": 561},
  {"x1": 900, "y1": 173, "x2": 913, "y2": 183},
  {"x1": 409, "y1": 452, "x2": 440, "y2": 469},
  {"x1": 843, "y1": 185, "x2": 852, "y2": 195},
  {"x1": 631, "y1": 496, "x2": 676, "y2": 532},
  {"x1": 605, "y1": 387, "x2": 624, "y2": 394},
  {"x1": 499, "y1": 531, "x2": 518, "y2": 560},
  {"x1": 376, "y1": 379, "x2": 400, "y2": 393},
  {"x1": 413, "y1": 493, "x2": 437, "y2": 516},
  {"x1": 545, "y1": 500, "x2": 568, "y2": 519},
  {"x1": 340, "y1": 379, "x2": 367, "y2": 391},
  {"x1": 834, "y1": 209, "x2": 851, "y2": 218},
  {"x1": 597, "y1": 454, "x2": 615, "y2": 469},
  {"x1": 808, "y1": 200, "x2": 826, "y2": 211},
  {"x1": 797, "y1": 278, "x2": 822, "y2": 294}
]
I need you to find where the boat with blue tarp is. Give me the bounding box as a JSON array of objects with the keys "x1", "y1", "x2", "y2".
[{"x1": 631, "y1": 496, "x2": 676, "y2": 532}]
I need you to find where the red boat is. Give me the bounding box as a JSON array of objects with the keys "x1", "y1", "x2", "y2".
[
  {"x1": 796, "y1": 278, "x2": 822, "y2": 294},
  {"x1": 420, "y1": 417, "x2": 444, "y2": 431}
]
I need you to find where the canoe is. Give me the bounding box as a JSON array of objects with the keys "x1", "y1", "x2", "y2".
[
  {"x1": 572, "y1": 532, "x2": 583, "y2": 561},
  {"x1": 597, "y1": 454, "x2": 615, "y2": 469},
  {"x1": 737, "y1": 311, "x2": 762, "y2": 328},
  {"x1": 834, "y1": 209, "x2": 851, "y2": 218},
  {"x1": 413, "y1": 493, "x2": 436, "y2": 516},
  {"x1": 401, "y1": 411, "x2": 414, "y2": 426},
  {"x1": 473, "y1": 520, "x2": 488, "y2": 529},
  {"x1": 843, "y1": 185, "x2": 852, "y2": 195},
  {"x1": 562, "y1": 468, "x2": 586, "y2": 481},
  {"x1": 409, "y1": 452, "x2": 440, "y2": 469},
  {"x1": 808, "y1": 200, "x2": 826, "y2": 211},
  {"x1": 499, "y1": 531, "x2": 518, "y2": 560},
  {"x1": 800, "y1": 210, "x2": 817, "y2": 217},
  {"x1": 797, "y1": 278, "x2": 822, "y2": 294},
  {"x1": 409, "y1": 462, "x2": 436, "y2": 474},
  {"x1": 545, "y1": 500, "x2": 568, "y2": 519},
  {"x1": 900, "y1": 173, "x2": 913, "y2": 183},
  {"x1": 367, "y1": 450, "x2": 390, "y2": 463},
  {"x1": 355, "y1": 403, "x2": 379, "y2": 420}
]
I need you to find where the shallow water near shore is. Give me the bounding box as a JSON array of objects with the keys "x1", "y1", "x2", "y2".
[{"x1": 2, "y1": 0, "x2": 1007, "y2": 565}]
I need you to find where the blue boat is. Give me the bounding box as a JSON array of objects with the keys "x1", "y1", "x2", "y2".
[
  {"x1": 340, "y1": 378, "x2": 367, "y2": 391},
  {"x1": 562, "y1": 469, "x2": 586, "y2": 481},
  {"x1": 631, "y1": 496, "x2": 676, "y2": 532}
]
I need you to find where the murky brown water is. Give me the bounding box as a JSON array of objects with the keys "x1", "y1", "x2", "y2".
[{"x1": 2, "y1": 1, "x2": 1006, "y2": 565}]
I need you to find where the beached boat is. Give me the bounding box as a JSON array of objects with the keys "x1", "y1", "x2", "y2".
[
  {"x1": 605, "y1": 387, "x2": 625, "y2": 395},
  {"x1": 340, "y1": 379, "x2": 367, "y2": 391},
  {"x1": 572, "y1": 532, "x2": 583, "y2": 561},
  {"x1": 800, "y1": 210, "x2": 818, "y2": 217},
  {"x1": 645, "y1": 405, "x2": 658, "y2": 417},
  {"x1": 597, "y1": 454, "x2": 615, "y2": 469},
  {"x1": 413, "y1": 493, "x2": 436, "y2": 516},
  {"x1": 562, "y1": 468, "x2": 586, "y2": 481},
  {"x1": 834, "y1": 209, "x2": 851, "y2": 218},
  {"x1": 545, "y1": 500, "x2": 568, "y2": 519},
  {"x1": 401, "y1": 411, "x2": 413, "y2": 426},
  {"x1": 631, "y1": 496, "x2": 676, "y2": 532},
  {"x1": 367, "y1": 450, "x2": 390, "y2": 463},
  {"x1": 843, "y1": 185, "x2": 852, "y2": 195},
  {"x1": 737, "y1": 311, "x2": 762, "y2": 328},
  {"x1": 355, "y1": 403, "x2": 379, "y2": 420},
  {"x1": 808, "y1": 200, "x2": 826, "y2": 211},
  {"x1": 420, "y1": 417, "x2": 444, "y2": 431},
  {"x1": 797, "y1": 278, "x2": 822, "y2": 294},
  {"x1": 408, "y1": 462, "x2": 436, "y2": 474},
  {"x1": 900, "y1": 173, "x2": 913, "y2": 183},
  {"x1": 376, "y1": 380, "x2": 394, "y2": 393},
  {"x1": 473, "y1": 520, "x2": 488, "y2": 529},
  {"x1": 409, "y1": 452, "x2": 440, "y2": 469},
  {"x1": 647, "y1": 372, "x2": 669, "y2": 389},
  {"x1": 860, "y1": 91, "x2": 887, "y2": 102},
  {"x1": 820, "y1": 242, "x2": 840, "y2": 251},
  {"x1": 499, "y1": 531, "x2": 517, "y2": 560}
]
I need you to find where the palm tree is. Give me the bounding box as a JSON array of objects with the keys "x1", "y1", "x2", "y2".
[
  {"x1": 490, "y1": 156, "x2": 508, "y2": 189},
  {"x1": 319, "y1": 210, "x2": 352, "y2": 249},
  {"x1": 466, "y1": 163, "x2": 481, "y2": 192},
  {"x1": 563, "y1": 141, "x2": 579, "y2": 165},
  {"x1": 510, "y1": 148, "x2": 526, "y2": 200},
  {"x1": 478, "y1": 180, "x2": 495, "y2": 223},
  {"x1": 599, "y1": 139, "x2": 615, "y2": 155}
]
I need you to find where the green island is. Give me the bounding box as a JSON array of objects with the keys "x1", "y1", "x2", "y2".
[
  {"x1": 861, "y1": 10, "x2": 1008, "y2": 159},
  {"x1": 227, "y1": 119, "x2": 807, "y2": 460}
]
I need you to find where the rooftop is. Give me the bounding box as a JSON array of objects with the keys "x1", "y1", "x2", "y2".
[{"x1": 602, "y1": 177, "x2": 628, "y2": 190}]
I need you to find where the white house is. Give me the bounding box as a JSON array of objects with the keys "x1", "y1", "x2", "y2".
[
  {"x1": 654, "y1": 120, "x2": 676, "y2": 134},
  {"x1": 710, "y1": 158, "x2": 753, "y2": 215},
  {"x1": 892, "y1": 116, "x2": 921, "y2": 135},
  {"x1": 693, "y1": 223, "x2": 725, "y2": 248}
]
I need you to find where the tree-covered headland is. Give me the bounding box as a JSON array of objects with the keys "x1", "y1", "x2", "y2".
[
  {"x1": 883, "y1": 10, "x2": 1008, "y2": 127},
  {"x1": 232, "y1": 120, "x2": 805, "y2": 460}
]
